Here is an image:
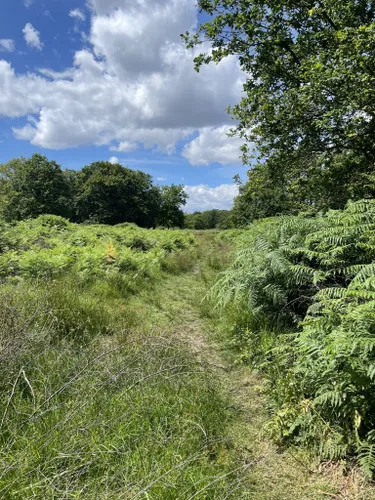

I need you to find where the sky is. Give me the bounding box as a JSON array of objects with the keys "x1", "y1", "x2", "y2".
[{"x1": 0, "y1": 0, "x2": 249, "y2": 212}]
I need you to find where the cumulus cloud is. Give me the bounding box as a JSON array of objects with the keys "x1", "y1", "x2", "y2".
[
  {"x1": 185, "y1": 184, "x2": 239, "y2": 212},
  {"x1": 23, "y1": 23, "x2": 43, "y2": 51},
  {"x1": 1, "y1": 0, "x2": 244, "y2": 160},
  {"x1": 69, "y1": 9, "x2": 86, "y2": 22},
  {"x1": 0, "y1": 39, "x2": 15, "y2": 53},
  {"x1": 108, "y1": 156, "x2": 119, "y2": 164},
  {"x1": 156, "y1": 177, "x2": 167, "y2": 181},
  {"x1": 182, "y1": 126, "x2": 245, "y2": 166},
  {"x1": 110, "y1": 141, "x2": 138, "y2": 153}
]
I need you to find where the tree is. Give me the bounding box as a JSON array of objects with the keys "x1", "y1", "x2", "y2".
[
  {"x1": 184, "y1": 1, "x2": 375, "y2": 214},
  {"x1": 184, "y1": 209, "x2": 234, "y2": 229},
  {"x1": 158, "y1": 185, "x2": 187, "y2": 228},
  {"x1": 0, "y1": 154, "x2": 71, "y2": 221},
  {"x1": 75, "y1": 161, "x2": 161, "y2": 226}
]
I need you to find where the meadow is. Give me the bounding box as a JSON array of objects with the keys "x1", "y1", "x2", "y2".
[
  {"x1": 0, "y1": 216, "x2": 235, "y2": 499},
  {"x1": 1, "y1": 212, "x2": 375, "y2": 499}
]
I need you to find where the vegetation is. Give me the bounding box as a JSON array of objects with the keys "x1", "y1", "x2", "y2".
[
  {"x1": 185, "y1": 0, "x2": 375, "y2": 223},
  {"x1": 0, "y1": 219, "x2": 238, "y2": 498},
  {"x1": 0, "y1": 155, "x2": 187, "y2": 228},
  {"x1": 2, "y1": 0, "x2": 375, "y2": 493},
  {"x1": 179, "y1": 2, "x2": 375, "y2": 477},
  {"x1": 0, "y1": 155, "x2": 72, "y2": 221},
  {"x1": 210, "y1": 199, "x2": 375, "y2": 476},
  {"x1": 2, "y1": 224, "x2": 369, "y2": 498},
  {"x1": 184, "y1": 209, "x2": 234, "y2": 230},
  {"x1": 0, "y1": 215, "x2": 195, "y2": 284}
]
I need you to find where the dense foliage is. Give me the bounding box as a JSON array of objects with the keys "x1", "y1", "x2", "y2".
[
  {"x1": 0, "y1": 155, "x2": 72, "y2": 221},
  {"x1": 185, "y1": 0, "x2": 375, "y2": 222},
  {"x1": 212, "y1": 199, "x2": 375, "y2": 475},
  {"x1": 0, "y1": 155, "x2": 187, "y2": 228},
  {"x1": 158, "y1": 184, "x2": 188, "y2": 228},
  {"x1": 0, "y1": 215, "x2": 195, "y2": 286},
  {"x1": 184, "y1": 209, "x2": 234, "y2": 229}
]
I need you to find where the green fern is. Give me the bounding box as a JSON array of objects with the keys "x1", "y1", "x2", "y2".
[{"x1": 214, "y1": 199, "x2": 375, "y2": 475}]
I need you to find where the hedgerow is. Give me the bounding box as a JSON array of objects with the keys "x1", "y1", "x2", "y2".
[{"x1": 212, "y1": 199, "x2": 375, "y2": 475}]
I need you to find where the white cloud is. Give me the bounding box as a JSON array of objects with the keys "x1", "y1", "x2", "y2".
[
  {"x1": 69, "y1": 9, "x2": 86, "y2": 22},
  {"x1": 23, "y1": 23, "x2": 43, "y2": 51},
  {"x1": 0, "y1": 39, "x2": 15, "y2": 53},
  {"x1": 109, "y1": 156, "x2": 119, "y2": 164},
  {"x1": 156, "y1": 177, "x2": 167, "y2": 181},
  {"x1": 24, "y1": 0, "x2": 33, "y2": 7},
  {"x1": 0, "y1": 0, "x2": 244, "y2": 160},
  {"x1": 38, "y1": 67, "x2": 75, "y2": 80},
  {"x1": 185, "y1": 184, "x2": 239, "y2": 212},
  {"x1": 182, "y1": 126, "x2": 245, "y2": 166},
  {"x1": 110, "y1": 141, "x2": 138, "y2": 153}
]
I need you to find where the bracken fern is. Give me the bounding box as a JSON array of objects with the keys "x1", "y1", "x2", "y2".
[{"x1": 213, "y1": 199, "x2": 375, "y2": 475}]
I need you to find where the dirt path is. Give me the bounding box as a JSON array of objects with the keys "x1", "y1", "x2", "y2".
[{"x1": 139, "y1": 232, "x2": 373, "y2": 499}]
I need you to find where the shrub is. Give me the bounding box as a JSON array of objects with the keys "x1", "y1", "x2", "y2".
[
  {"x1": 212, "y1": 199, "x2": 375, "y2": 475},
  {"x1": 0, "y1": 216, "x2": 195, "y2": 285}
]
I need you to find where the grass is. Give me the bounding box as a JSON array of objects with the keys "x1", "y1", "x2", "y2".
[
  {"x1": 1, "y1": 334, "x2": 232, "y2": 498},
  {"x1": 0, "y1": 231, "x2": 238, "y2": 499},
  {"x1": 0, "y1": 229, "x2": 374, "y2": 498}
]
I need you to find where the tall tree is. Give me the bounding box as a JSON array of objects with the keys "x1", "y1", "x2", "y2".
[
  {"x1": 75, "y1": 161, "x2": 161, "y2": 226},
  {"x1": 184, "y1": 1, "x2": 375, "y2": 218},
  {"x1": 0, "y1": 154, "x2": 71, "y2": 221}
]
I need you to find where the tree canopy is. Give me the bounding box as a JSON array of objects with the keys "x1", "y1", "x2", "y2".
[
  {"x1": 157, "y1": 185, "x2": 188, "y2": 228},
  {"x1": 184, "y1": 0, "x2": 375, "y2": 221},
  {"x1": 0, "y1": 154, "x2": 71, "y2": 222},
  {"x1": 75, "y1": 161, "x2": 160, "y2": 226},
  {"x1": 184, "y1": 209, "x2": 234, "y2": 229},
  {"x1": 0, "y1": 156, "x2": 188, "y2": 228}
]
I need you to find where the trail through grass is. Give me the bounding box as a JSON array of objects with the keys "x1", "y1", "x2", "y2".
[{"x1": 1, "y1": 231, "x2": 373, "y2": 498}]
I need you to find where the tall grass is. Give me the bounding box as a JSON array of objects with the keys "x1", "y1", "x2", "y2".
[
  {"x1": 0, "y1": 220, "x2": 245, "y2": 498},
  {"x1": 0, "y1": 327, "x2": 233, "y2": 498}
]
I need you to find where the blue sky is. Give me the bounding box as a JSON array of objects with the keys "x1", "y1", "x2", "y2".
[{"x1": 0, "y1": 0, "x2": 248, "y2": 211}]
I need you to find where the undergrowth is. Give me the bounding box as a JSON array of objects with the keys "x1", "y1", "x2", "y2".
[
  {"x1": 0, "y1": 217, "x2": 246, "y2": 498},
  {"x1": 0, "y1": 329, "x2": 234, "y2": 498},
  {"x1": 212, "y1": 199, "x2": 375, "y2": 477}
]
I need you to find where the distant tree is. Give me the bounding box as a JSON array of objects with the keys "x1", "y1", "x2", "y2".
[
  {"x1": 184, "y1": 212, "x2": 203, "y2": 229},
  {"x1": 216, "y1": 210, "x2": 234, "y2": 229},
  {"x1": 63, "y1": 169, "x2": 83, "y2": 222},
  {"x1": 184, "y1": 209, "x2": 234, "y2": 229},
  {"x1": 232, "y1": 148, "x2": 375, "y2": 225},
  {"x1": 75, "y1": 161, "x2": 161, "y2": 226},
  {"x1": 0, "y1": 154, "x2": 71, "y2": 221},
  {"x1": 158, "y1": 185, "x2": 188, "y2": 228}
]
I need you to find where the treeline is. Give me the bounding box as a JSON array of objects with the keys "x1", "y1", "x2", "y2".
[
  {"x1": 231, "y1": 158, "x2": 375, "y2": 226},
  {"x1": 0, "y1": 155, "x2": 187, "y2": 228},
  {"x1": 184, "y1": 209, "x2": 234, "y2": 230}
]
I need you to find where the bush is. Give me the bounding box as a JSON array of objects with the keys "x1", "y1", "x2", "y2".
[{"x1": 212, "y1": 199, "x2": 375, "y2": 475}]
